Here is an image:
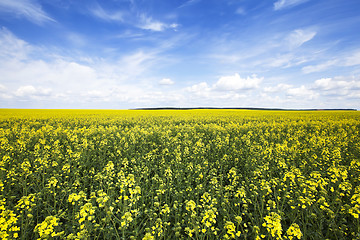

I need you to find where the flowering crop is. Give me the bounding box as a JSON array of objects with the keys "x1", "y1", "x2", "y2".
[{"x1": 0, "y1": 109, "x2": 359, "y2": 239}]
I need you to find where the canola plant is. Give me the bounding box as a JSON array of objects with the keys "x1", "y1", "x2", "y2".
[{"x1": 0, "y1": 109, "x2": 359, "y2": 239}]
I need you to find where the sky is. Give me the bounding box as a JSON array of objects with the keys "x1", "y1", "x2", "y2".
[{"x1": 0, "y1": 0, "x2": 360, "y2": 109}]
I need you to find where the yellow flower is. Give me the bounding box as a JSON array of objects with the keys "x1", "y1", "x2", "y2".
[
  {"x1": 34, "y1": 216, "x2": 60, "y2": 239},
  {"x1": 224, "y1": 221, "x2": 236, "y2": 239},
  {"x1": 142, "y1": 233, "x2": 154, "y2": 240},
  {"x1": 286, "y1": 223, "x2": 302, "y2": 240},
  {"x1": 263, "y1": 212, "x2": 282, "y2": 239},
  {"x1": 46, "y1": 177, "x2": 58, "y2": 188},
  {"x1": 186, "y1": 200, "x2": 196, "y2": 212},
  {"x1": 68, "y1": 192, "x2": 85, "y2": 205},
  {"x1": 15, "y1": 194, "x2": 36, "y2": 213},
  {"x1": 235, "y1": 216, "x2": 242, "y2": 224},
  {"x1": 76, "y1": 203, "x2": 96, "y2": 228},
  {"x1": 120, "y1": 212, "x2": 134, "y2": 228}
]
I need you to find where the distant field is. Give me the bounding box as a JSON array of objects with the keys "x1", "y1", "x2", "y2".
[{"x1": 0, "y1": 109, "x2": 359, "y2": 239}]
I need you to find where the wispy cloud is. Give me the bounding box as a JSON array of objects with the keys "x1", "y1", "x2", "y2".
[
  {"x1": 66, "y1": 33, "x2": 87, "y2": 47},
  {"x1": 0, "y1": 0, "x2": 55, "y2": 24},
  {"x1": 235, "y1": 8, "x2": 246, "y2": 15},
  {"x1": 178, "y1": 0, "x2": 201, "y2": 9},
  {"x1": 115, "y1": 30, "x2": 144, "y2": 39},
  {"x1": 274, "y1": 0, "x2": 309, "y2": 11},
  {"x1": 0, "y1": 27, "x2": 32, "y2": 60},
  {"x1": 344, "y1": 50, "x2": 360, "y2": 66},
  {"x1": 302, "y1": 59, "x2": 337, "y2": 74},
  {"x1": 90, "y1": 4, "x2": 124, "y2": 22},
  {"x1": 263, "y1": 53, "x2": 309, "y2": 68},
  {"x1": 302, "y1": 49, "x2": 360, "y2": 74},
  {"x1": 286, "y1": 29, "x2": 316, "y2": 49},
  {"x1": 207, "y1": 26, "x2": 318, "y2": 72},
  {"x1": 138, "y1": 15, "x2": 178, "y2": 32},
  {"x1": 89, "y1": 5, "x2": 178, "y2": 32},
  {"x1": 114, "y1": 50, "x2": 161, "y2": 80}
]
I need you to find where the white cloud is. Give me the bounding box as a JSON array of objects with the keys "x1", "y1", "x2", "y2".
[
  {"x1": 264, "y1": 83, "x2": 293, "y2": 93},
  {"x1": 15, "y1": 85, "x2": 36, "y2": 97},
  {"x1": 260, "y1": 76, "x2": 360, "y2": 108},
  {"x1": 139, "y1": 15, "x2": 178, "y2": 32},
  {"x1": 265, "y1": 54, "x2": 295, "y2": 68},
  {"x1": 115, "y1": 30, "x2": 144, "y2": 39},
  {"x1": 302, "y1": 49, "x2": 360, "y2": 74},
  {"x1": 0, "y1": 58, "x2": 99, "y2": 90},
  {"x1": 15, "y1": 85, "x2": 52, "y2": 97},
  {"x1": 0, "y1": 0, "x2": 54, "y2": 24},
  {"x1": 90, "y1": 4, "x2": 124, "y2": 22},
  {"x1": 286, "y1": 85, "x2": 318, "y2": 99},
  {"x1": 210, "y1": 54, "x2": 242, "y2": 64},
  {"x1": 115, "y1": 50, "x2": 160, "y2": 80},
  {"x1": 302, "y1": 60, "x2": 338, "y2": 74},
  {"x1": 274, "y1": 0, "x2": 309, "y2": 10},
  {"x1": 67, "y1": 33, "x2": 87, "y2": 47},
  {"x1": 344, "y1": 50, "x2": 360, "y2": 66},
  {"x1": 236, "y1": 8, "x2": 246, "y2": 15},
  {"x1": 178, "y1": 0, "x2": 201, "y2": 8},
  {"x1": 0, "y1": 84, "x2": 11, "y2": 99},
  {"x1": 186, "y1": 82, "x2": 211, "y2": 94},
  {"x1": 252, "y1": 51, "x2": 311, "y2": 69},
  {"x1": 159, "y1": 78, "x2": 175, "y2": 85},
  {"x1": 308, "y1": 76, "x2": 360, "y2": 103},
  {"x1": 313, "y1": 76, "x2": 360, "y2": 92},
  {"x1": 83, "y1": 90, "x2": 111, "y2": 102},
  {"x1": 213, "y1": 73, "x2": 263, "y2": 91},
  {"x1": 141, "y1": 20, "x2": 165, "y2": 32},
  {"x1": 170, "y1": 23, "x2": 179, "y2": 29},
  {"x1": 208, "y1": 27, "x2": 316, "y2": 70},
  {"x1": 0, "y1": 28, "x2": 101, "y2": 91},
  {"x1": 287, "y1": 29, "x2": 316, "y2": 49},
  {"x1": 0, "y1": 28, "x2": 180, "y2": 108},
  {"x1": 185, "y1": 81, "x2": 251, "y2": 107},
  {"x1": 0, "y1": 27, "x2": 32, "y2": 60},
  {"x1": 89, "y1": 5, "x2": 178, "y2": 32},
  {"x1": 183, "y1": 74, "x2": 264, "y2": 106},
  {"x1": 313, "y1": 78, "x2": 333, "y2": 90},
  {"x1": 0, "y1": 84, "x2": 6, "y2": 92}
]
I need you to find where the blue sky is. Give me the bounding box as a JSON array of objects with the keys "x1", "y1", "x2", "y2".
[{"x1": 0, "y1": 0, "x2": 360, "y2": 109}]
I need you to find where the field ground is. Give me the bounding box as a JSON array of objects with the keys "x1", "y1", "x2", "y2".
[{"x1": 0, "y1": 109, "x2": 359, "y2": 239}]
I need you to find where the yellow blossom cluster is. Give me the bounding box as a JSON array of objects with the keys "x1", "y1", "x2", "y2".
[
  {"x1": 15, "y1": 193, "x2": 36, "y2": 214},
  {"x1": 0, "y1": 198, "x2": 20, "y2": 239},
  {"x1": 286, "y1": 223, "x2": 303, "y2": 240},
  {"x1": 68, "y1": 191, "x2": 86, "y2": 205},
  {"x1": 263, "y1": 212, "x2": 282, "y2": 239},
  {"x1": 34, "y1": 216, "x2": 63, "y2": 239}
]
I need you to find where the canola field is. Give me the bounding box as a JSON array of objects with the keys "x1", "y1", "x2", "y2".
[{"x1": 0, "y1": 109, "x2": 359, "y2": 240}]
